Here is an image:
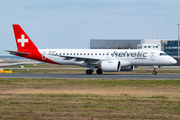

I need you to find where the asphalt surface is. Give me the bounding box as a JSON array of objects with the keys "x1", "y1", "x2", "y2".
[{"x1": 0, "y1": 73, "x2": 180, "y2": 79}]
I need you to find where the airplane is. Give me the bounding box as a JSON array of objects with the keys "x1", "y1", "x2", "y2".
[{"x1": 6, "y1": 24, "x2": 177, "y2": 75}]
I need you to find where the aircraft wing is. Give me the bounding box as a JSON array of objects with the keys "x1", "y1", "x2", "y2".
[
  {"x1": 48, "y1": 54, "x2": 103, "y2": 62},
  {"x1": 62, "y1": 55, "x2": 100, "y2": 59},
  {"x1": 49, "y1": 54, "x2": 132, "y2": 67},
  {"x1": 60, "y1": 55, "x2": 103, "y2": 62}
]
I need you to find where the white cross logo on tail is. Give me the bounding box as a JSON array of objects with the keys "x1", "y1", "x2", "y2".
[{"x1": 18, "y1": 35, "x2": 28, "y2": 47}]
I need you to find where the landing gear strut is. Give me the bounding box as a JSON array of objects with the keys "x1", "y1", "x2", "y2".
[
  {"x1": 86, "y1": 69, "x2": 93, "y2": 74},
  {"x1": 96, "y1": 69, "x2": 103, "y2": 74},
  {"x1": 153, "y1": 66, "x2": 158, "y2": 75}
]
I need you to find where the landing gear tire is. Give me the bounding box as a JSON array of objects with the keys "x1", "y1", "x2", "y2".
[
  {"x1": 153, "y1": 66, "x2": 158, "y2": 75},
  {"x1": 153, "y1": 71, "x2": 157, "y2": 75},
  {"x1": 86, "y1": 69, "x2": 93, "y2": 75},
  {"x1": 96, "y1": 69, "x2": 103, "y2": 74}
]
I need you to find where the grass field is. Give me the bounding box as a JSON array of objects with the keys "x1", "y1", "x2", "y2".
[
  {"x1": 3, "y1": 63, "x2": 180, "y2": 74},
  {"x1": 0, "y1": 78, "x2": 180, "y2": 119}
]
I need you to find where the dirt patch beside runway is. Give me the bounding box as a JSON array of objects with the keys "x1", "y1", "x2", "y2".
[{"x1": 2, "y1": 86, "x2": 180, "y2": 97}]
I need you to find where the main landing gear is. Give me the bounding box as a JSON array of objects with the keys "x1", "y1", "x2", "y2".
[
  {"x1": 86, "y1": 69, "x2": 93, "y2": 74},
  {"x1": 86, "y1": 69, "x2": 103, "y2": 75},
  {"x1": 96, "y1": 69, "x2": 103, "y2": 74}
]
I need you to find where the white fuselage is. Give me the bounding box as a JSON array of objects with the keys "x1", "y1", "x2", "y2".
[{"x1": 38, "y1": 49, "x2": 177, "y2": 67}]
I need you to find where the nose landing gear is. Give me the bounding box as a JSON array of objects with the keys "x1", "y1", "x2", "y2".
[
  {"x1": 153, "y1": 66, "x2": 159, "y2": 75},
  {"x1": 153, "y1": 70, "x2": 157, "y2": 75}
]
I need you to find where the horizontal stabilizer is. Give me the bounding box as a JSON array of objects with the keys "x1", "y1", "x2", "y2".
[{"x1": 5, "y1": 50, "x2": 30, "y2": 55}]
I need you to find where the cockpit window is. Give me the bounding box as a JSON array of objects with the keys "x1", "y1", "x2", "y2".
[{"x1": 160, "y1": 53, "x2": 167, "y2": 56}]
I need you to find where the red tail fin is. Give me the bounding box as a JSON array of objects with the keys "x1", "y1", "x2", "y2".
[{"x1": 13, "y1": 24, "x2": 38, "y2": 52}]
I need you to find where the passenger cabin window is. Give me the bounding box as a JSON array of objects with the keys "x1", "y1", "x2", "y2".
[
  {"x1": 84, "y1": 53, "x2": 86, "y2": 55},
  {"x1": 91, "y1": 53, "x2": 93, "y2": 55}
]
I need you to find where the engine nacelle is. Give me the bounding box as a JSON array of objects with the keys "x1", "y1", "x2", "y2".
[
  {"x1": 101, "y1": 60, "x2": 121, "y2": 72},
  {"x1": 120, "y1": 66, "x2": 134, "y2": 71}
]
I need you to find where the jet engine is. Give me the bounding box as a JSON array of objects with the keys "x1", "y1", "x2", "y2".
[
  {"x1": 101, "y1": 60, "x2": 121, "y2": 72},
  {"x1": 120, "y1": 66, "x2": 134, "y2": 71}
]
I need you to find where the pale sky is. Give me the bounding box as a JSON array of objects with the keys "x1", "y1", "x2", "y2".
[{"x1": 0, "y1": 0, "x2": 180, "y2": 55}]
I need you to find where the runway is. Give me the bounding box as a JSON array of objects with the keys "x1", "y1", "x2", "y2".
[{"x1": 0, "y1": 73, "x2": 180, "y2": 79}]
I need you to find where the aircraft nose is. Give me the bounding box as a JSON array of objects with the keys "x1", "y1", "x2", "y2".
[{"x1": 170, "y1": 58, "x2": 177, "y2": 64}]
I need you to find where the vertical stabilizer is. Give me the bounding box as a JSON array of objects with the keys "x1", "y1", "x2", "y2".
[{"x1": 13, "y1": 24, "x2": 38, "y2": 52}]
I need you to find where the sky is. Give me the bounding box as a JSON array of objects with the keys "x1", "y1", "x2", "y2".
[{"x1": 0, "y1": 0, "x2": 180, "y2": 55}]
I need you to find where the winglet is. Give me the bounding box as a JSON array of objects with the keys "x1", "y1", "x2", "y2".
[{"x1": 12, "y1": 24, "x2": 38, "y2": 52}]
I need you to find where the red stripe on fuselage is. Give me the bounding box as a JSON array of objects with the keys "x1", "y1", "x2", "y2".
[{"x1": 16, "y1": 50, "x2": 60, "y2": 65}]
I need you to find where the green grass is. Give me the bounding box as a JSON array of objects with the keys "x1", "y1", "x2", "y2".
[
  {"x1": 0, "y1": 78, "x2": 180, "y2": 119},
  {"x1": 0, "y1": 78, "x2": 179, "y2": 87},
  {"x1": 1, "y1": 93, "x2": 180, "y2": 119}
]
